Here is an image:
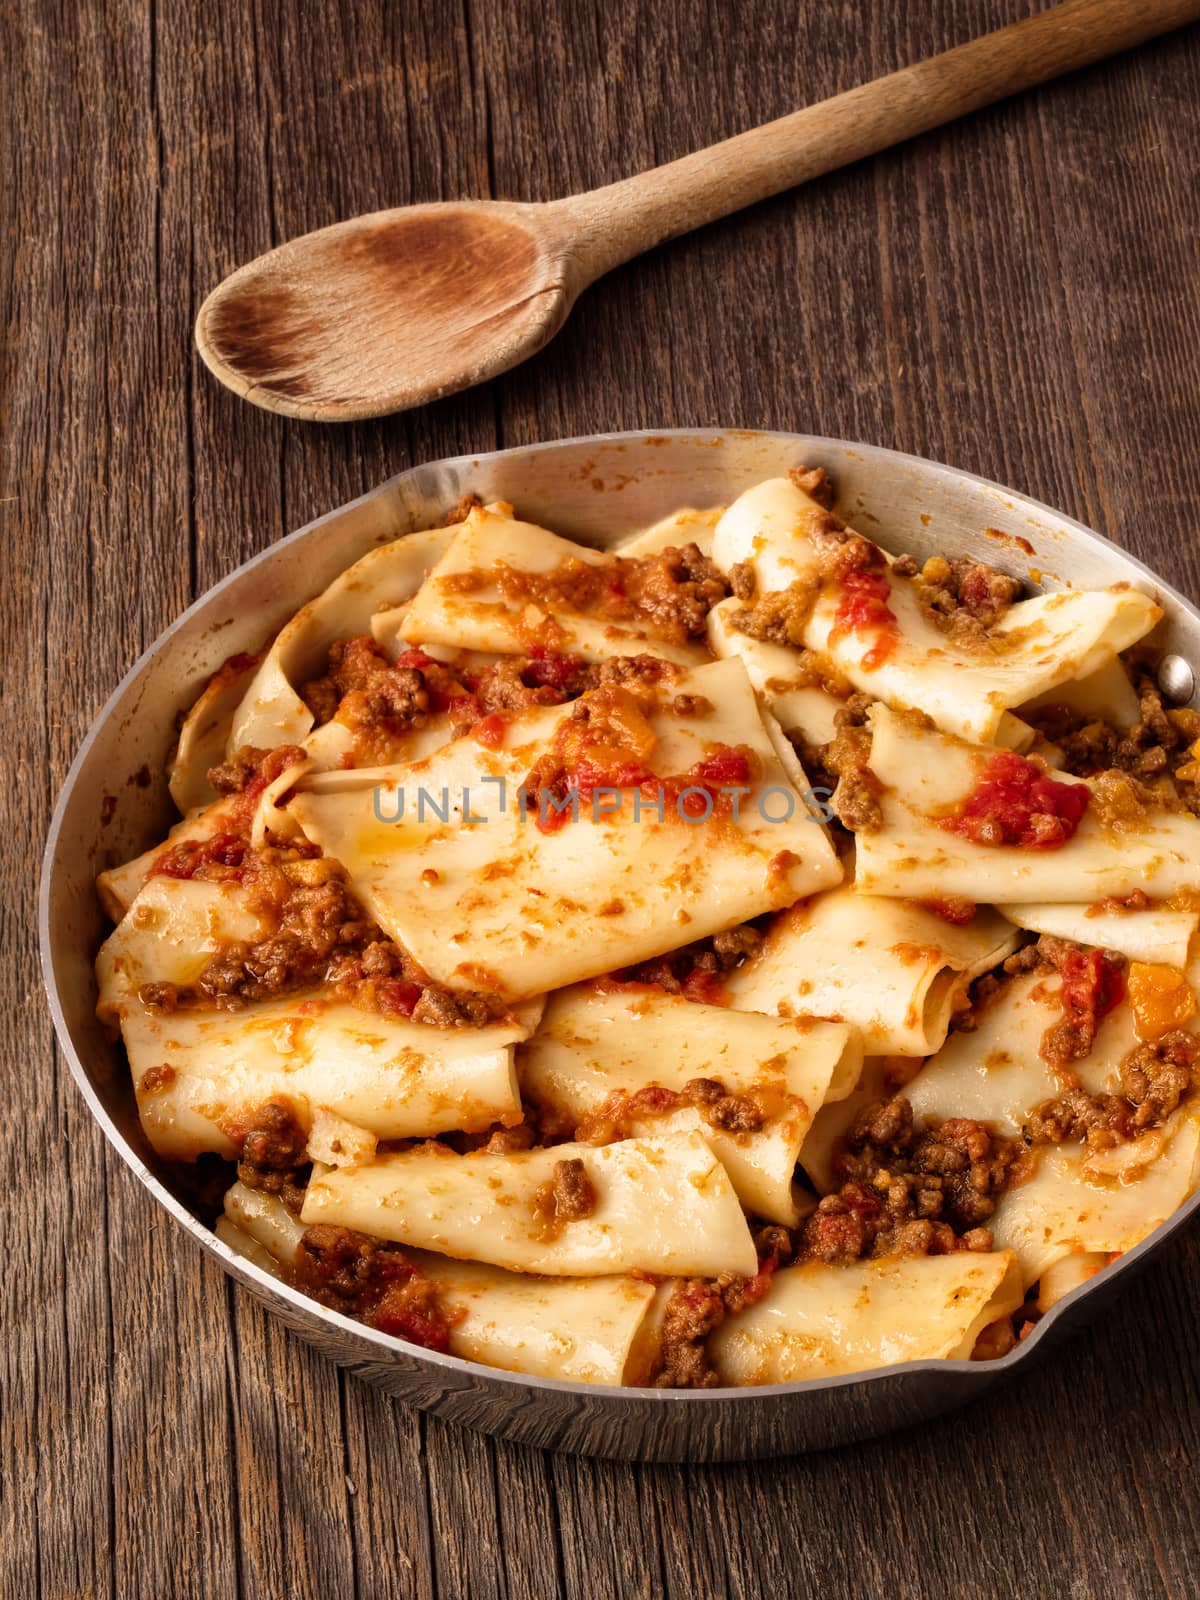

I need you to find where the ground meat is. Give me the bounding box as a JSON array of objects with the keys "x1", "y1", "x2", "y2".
[
  {"x1": 752, "y1": 1223, "x2": 795, "y2": 1265},
  {"x1": 299, "y1": 635, "x2": 430, "y2": 732},
  {"x1": 957, "y1": 562, "x2": 1024, "y2": 619},
  {"x1": 832, "y1": 768, "x2": 883, "y2": 833},
  {"x1": 150, "y1": 831, "x2": 248, "y2": 884},
  {"x1": 832, "y1": 690, "x2": 876, "y2": 729},
  {"x1": 788, "y1": 465, "x2": 837, "y2": 508},
  {"x1": 653, "y1": 1280, "x2": 726, "y2": 1388},
  {"x1": 550, "y1": 1158, "x2": 597, "y2": 1221},
  {"x1": 635, "y1": 1075, "x2": 773, "y2": 1135},
  {"x1": 1114, "y1": 670, "x2": 1198, "y2": 780},
  {"x1": 1028, "y1": 665, "x2": 1200, "y2": 802},
  {"x1": 1003, "y1": 936, "x2": 1127, "y2": 1069},
  {"x1": 801, "y1": 1197, "x2": 872, "y2": 1262},
  {"x1": 588, "y1": 653, "x2": 678, "y2": 691},
  {"x1": 705, "y1": 1092, "x2": 769, "y2": 1133},
  {"x1": 290, "y1": 1223, "x2": 456, "y2": 1350},
  {"x1": 1026, "y1": 1030, "x2": 1200, "y2": 1148},
  {"x1": 815, "y1": 695, "x2": 883, "y2": 833},
  {"x1": 410, "y1": 986, "x2": 497, "y2": 1027},
  {"x1": 1027, "y1": 707, "x2": 1120, "y2": 776},
  {"x1": 472, "y1": 653, "x2": 596, "y2": 715},
  {"x1": 1040, "y1": 997, "x2": 1117, "y2": 1071},
  {"x1": 467, "y1": 656, "x2": 544, "y2": 715},
  {"x1": 470, "y1": 545, "x2": 727, "y2": 646},
  {"x1": 1002, "y1": 936, "x2": 1065, "y2": 977},
  {"x1": 618, "y1": 543, "x2": 729, "y2": 642},
  {"x1": 728, "y1": 486, "x2": 879, "y2": 649},
  {"x1": 890, "y1": 552, "x2": 919, "y2": 578},
  {"x1": 607, "y1": 921, "x2": 763, "y2": 1003},
  {"x1": 197, "y1": 873, "x2": 376, "y2": 1007},
  {"x1": 533, "y1": 1158, "x2": 598, "y2": 1237},
  {"x1": 1121, "y1": 1031, "x2": 1199, "y2": 1123},
  {"x1": 914, "y1": 555, "x2": 1024, "y2": 644},
  {"x1": 804, "y1": 1097, "x2": 1027, "y2": 1261},
  {"x1": 671, "y1": 692, "x2": 714, "y2": 718},
  {"x1": 209, "y1": 745, "x2": 272, "y2": 796},
  {"x1": 138, "y1": 981, "x2": 179, "y2": 1010},
  {"x1": 138, "y1": 1063, "x2": 177, "y2": 1095},
  {"x1": 650, "y1": 1242, "x2": 786, "y2": 1387},
  {"x1": 729, "y1": 589, "x2": 815, "y2": 649},
  {"x1": 236, "y1": 1099, "x2": 310, "y2": 1214},
  {"x1": 300, "y1": 636, "x2": 598, "y2": 751},
  {"x1": 729, "y1": 562, "x2": 756, "y2": 602},
  {"x1": 650, "y1": 1250, "x2": 785, "y2": 1388},
  {"x1": 483, "y1": 1123, "x2": 538, "y2": 1155},
  {"x1": 1024, "y1": 1086, "x2": 1128, "y2": 1146},
  {"x1": 951, "y1": 970, "x2": 1003, "y2": 1034},
  {"x1": 199, "y1": 744, "x2": 307, "y2": 818},
  {"x1": 444, "y1": 492, "x2": 483, "y2": 525},
  {"x1": 152, "y1": 839, "x2": 506, "y2": 1025},
  {"x1": 1090, "y1": 768, "x2": 1166, "y2": 832},
  {"x1": 971, "y1": 1318, "x2": 1018, "y2": 1361},
  {"x1": 327, "y1": 938, "x2": 506, "y2": 1027},
  {"x1": 710, "y1": 926, "x2": 763, "y2": 966},
  {"x1": 573, "y1": 1075, "x2": 774, "y2": 1147},
  {"x1": 856, "y1": 1094, "x2": 914, "y2": 1147}
]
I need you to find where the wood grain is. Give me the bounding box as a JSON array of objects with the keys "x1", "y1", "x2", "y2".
[{"x1": 4, "y1": 1, "x2": 1200, "y2": 1596}]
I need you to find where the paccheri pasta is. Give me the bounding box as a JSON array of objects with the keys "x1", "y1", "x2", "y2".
[{"x1": 95, "y1": 471, "x2": 1200, "y2": 1389}]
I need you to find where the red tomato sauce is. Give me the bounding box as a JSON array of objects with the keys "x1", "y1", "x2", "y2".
[
  {"x1": 829, "y1": 569, "x2": 898, "y2": 669},
  {"x1": 918, "y1": 897, "x2": 978, "y2": 925},
  {"x1": 522, "y1": 648, "x2": 587, "y2": 691},
  {"x1": 150, "y1": 832, "x2": 248, "y2": 881},
  {"x1": 373, "y1": 977, "x2": 425, "y2": 1018},
  {"x1": 736, "y1": 1249, "x2": 780, "y2": 1308},
  {"x1": 1059, "y1": 946, "x2": 1126, "y2": 1032},
  {"x1": 653, "y1": 747, "x2": 756, "y2": 821},
  {"x1": 471, "y1": 712, "x2": 508, "y2": 749},
  {"x1": 941, "y1": 750, "x2": 1090, "y2": 850},
  {"x1": 369, "y1": 1295, "x2": 454, "y2": 1352}
]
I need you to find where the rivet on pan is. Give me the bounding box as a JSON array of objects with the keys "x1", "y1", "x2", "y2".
[{"x1": 1157, "y1": 655, "x2": 1196, "y2": 705}]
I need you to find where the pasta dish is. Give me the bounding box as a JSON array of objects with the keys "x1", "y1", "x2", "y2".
[{"x1": 94, "y1": 468, "x2": 1200, "y2": 1388}]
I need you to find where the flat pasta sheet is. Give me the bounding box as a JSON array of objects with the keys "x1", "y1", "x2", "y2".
[
  {"x1": 727, "y1": 879, "x2": 1019, "y2": 1056},
  {"x1": 288, "y1": 659, "x2": 843, "y2": 999},
  {"x1": 710, "y1": 476, "x2": 1160, "y2": 743},
  {"x1": 855, "y1": 704, "x2": 1200, "y2": 902},
  {"x1": 220, "y1": 1185, "x2": 660, "y2": 1386},
  {"x1": 301, "y1": 1130, "x2": 759, "y2": 1278},
  {"x1": 518, "y1": 986, "x2": 861, "y2": 1224},
  {"x1": 709, "y1": 1252, "x2": 1025, "y2": 1383},
  {"x1": 97, "y1": 876, "x2": 538, "y2": 1160}
]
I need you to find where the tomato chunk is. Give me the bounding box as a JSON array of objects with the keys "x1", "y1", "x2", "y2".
[
  {"x1": 830, "y1": 569, "x2": 898, "y2": 668},
  {"x1": 1060, "y1": 947, "x2": 1126, "y2": 1031},
  {"x1": 942, "y1": 750, "x2": 1090, "y2": 850}
]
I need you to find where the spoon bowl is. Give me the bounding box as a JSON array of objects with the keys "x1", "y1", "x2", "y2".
[{"x1": 196, "y1": 201, "x2": 577, "y2": 420}]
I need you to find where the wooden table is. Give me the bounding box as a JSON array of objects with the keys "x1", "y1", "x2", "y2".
[{"x1": 7, "y1": 2, "x2": 1200, "y2": 1594}]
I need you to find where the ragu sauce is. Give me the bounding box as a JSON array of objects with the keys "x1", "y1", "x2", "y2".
[
  {"x1": 521, "y1": 680, "x2": 759, "y2": 834},
  {"x1": 941, "y1": 750, "x2": 1090, "y2": 850},
  {"x1": 148, "y1": 746, "x2": 310, "y2": 882}
]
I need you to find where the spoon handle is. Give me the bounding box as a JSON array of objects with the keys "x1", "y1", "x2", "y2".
[{"x1": 557, "y1": 0, "x2": 1200, "y2": 279}]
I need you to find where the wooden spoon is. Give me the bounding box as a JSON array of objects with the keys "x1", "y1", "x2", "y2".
[{"x1": 196, "y1": 0, "x2": 1200, "y2": 422}]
